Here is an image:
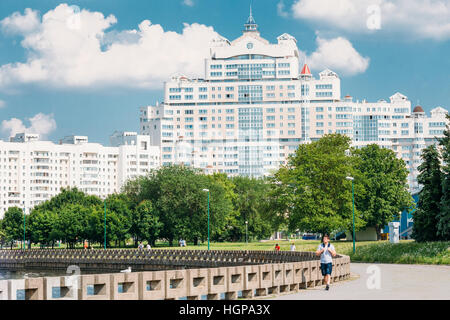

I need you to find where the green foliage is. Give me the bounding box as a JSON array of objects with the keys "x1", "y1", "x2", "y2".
[
  {"x1": 353, "y1": 144, "x2": 414, "y2": 239},
  {"x1": 104, "y1": 194, "x2": 133, "y2": 245},
  {"x1": 350, "y1": 241, "x2": 450, "y2": 264},
  {"x1": 27, "y1": 188, "x2": 100, "y2": 248},
  {"x1": 437, "y1": 114, "x2": 450, "y2": 240},
  {"x1": 37, "y1": 187, "x2": 102, "y2": 211},
  {"x1": 412, "y1": 145, "x2": 443, "y2": 241},
  {"x1": 53, "y1": 203, "x2": 89, "y2": 248},
  {"x1": 227, "y1": 176, "x2": 275, "y2": 241},
  {"x1": 28, "y1": 208, "x2": 58, "y2": 247},
  {"x1": 2, "y1": 207, "x2": 24, "y2": 246},
  {"x1": 274, "y1": 134, "x2": 365, "y2": 235},
  {"x1": 123, "y1": 165, "x2": 235, "y2": 245},
  {"x1": 133, "y1": 200, "x2": 162, "y2": 245}
]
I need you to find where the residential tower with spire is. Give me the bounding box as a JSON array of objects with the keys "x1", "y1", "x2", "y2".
[{"x1": 139, "y1": 9, "x2": 448, "y2": 192}]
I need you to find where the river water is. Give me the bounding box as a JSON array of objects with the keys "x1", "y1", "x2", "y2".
[{"x1": 0, "y1": 269, "x2": 71, "y2": 280}]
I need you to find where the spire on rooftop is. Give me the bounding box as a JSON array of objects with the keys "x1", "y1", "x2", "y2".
[{"x1": 244, "y1": 4, "x2": 258, "y2": 32}]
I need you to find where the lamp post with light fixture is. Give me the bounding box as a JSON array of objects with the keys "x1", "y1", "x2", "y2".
[
  {"x1": 346, "y1": 176, "x2": 356, "y2": 254},
  {"x1": 202, "y1": 189, "x2": 210, "y2": 250}
]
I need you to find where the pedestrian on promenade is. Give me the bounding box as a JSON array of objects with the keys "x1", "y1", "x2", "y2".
[
  {"x1": 290, "y1": 242, "x2": 296, "y2": 251},
  {"x1": 147, "y1": 243, "x2": 151, "y2": 250},
  {"x1": 275, "y1": 243, "x2": 280, "y2": 251},
  {"x1": 138, "y1": 242, "x2": 143, "y2": 250},
  {"x1": 316, "y1": 233, "x2": 336, "y2": 291}
]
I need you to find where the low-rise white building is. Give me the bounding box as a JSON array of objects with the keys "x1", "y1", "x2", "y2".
[{"x1": 0, "y1": 132, "x2": 160, "y2": 217}]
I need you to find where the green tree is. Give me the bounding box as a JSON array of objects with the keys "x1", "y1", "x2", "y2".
[
  {"x1": 1, "y1": 207, "x2": 24, "y2": 249},
  {"x1": 31, "y1": 187, "x2": 103, "y2": 248},
  {"x1": 53, "y1": 204, "x2": 89, "y2": 249},
  {"x1": 28, "y1": 208, "x2": 58, "y2": 248},
  {"x1": 437, "y1": 114, "x2": 450, "y2": 240},
  {"x1": 104, "y1": 194, "x2": 132, "y2": 247},
  {"x1": 412, "y1": 145, "x2": 443, "y2": 241},
  {"x1": 0, "y1": 220, "x2": 7, "y2": 249},
  {"x1": 229, "y1": 176, "x2": 274, "y2": 241},
  {"x1": 37, "y1": 187, "x2": 102, "y2": 211},
  {"x1": 123, "y1": 165, "x2": 235, "y2": 246},
  {"x1": 274, "y1": 134, "x2": 365, "y2": 235},
  {"x1": 132, "y1": 200, "x2": 162, "y2": 246},
  {"x1": 353, "y1": 144, "x2": 414, "y2": 240}
]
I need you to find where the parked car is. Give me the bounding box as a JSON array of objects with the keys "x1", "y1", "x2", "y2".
[{"x1": 302, "y1": 233, "x2": 318, "y2": 240}]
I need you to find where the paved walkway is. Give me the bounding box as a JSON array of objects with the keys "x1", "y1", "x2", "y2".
[{"x1": 270, "y1": 263, "x2": 450, "y2": 300}]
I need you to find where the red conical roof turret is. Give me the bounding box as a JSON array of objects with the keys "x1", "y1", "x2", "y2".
[{"x1": 301, "y1": 63, "x2": 311, "y2": 75}]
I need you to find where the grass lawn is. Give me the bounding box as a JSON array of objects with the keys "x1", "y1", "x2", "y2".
[{"x1": 349, "y1": 241, "x2": 450, "y2": 265}]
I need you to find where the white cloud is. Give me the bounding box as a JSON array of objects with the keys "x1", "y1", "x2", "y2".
[
  {"x1": 277, "y1": 1, "x2": 289, "y2": 17},
  {"x1": 0, "y1": 4, "x2": 220, "y2": 90},
  {"x1": 183, "y1": 0, "x2": 195, "y2": 7},
  {"x1": 292, "y1": 0, "x2": 450, "y2": 40},
  {"x1": 303, "y1": 36, "x2": 370, "y2": 76},
  {"x1": 1, "y1": 113, "x2": 57, "y2": 139},
  {"x1": 0, "y1": 100, "x2": 5, "y2": 108},
  {"x1": 0, "y1": 8, "x2": 40, "y2": 35}
]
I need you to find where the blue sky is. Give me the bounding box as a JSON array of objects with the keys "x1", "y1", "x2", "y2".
[{"x1": 0, "y1": 0, "x2": 449, "y2": 144}]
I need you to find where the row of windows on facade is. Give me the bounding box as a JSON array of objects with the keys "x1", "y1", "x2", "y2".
[
  {"x1": 157, "y1": 108, "x2": 413, "y2": 118},
  {"x1": 210, "y1": 63, "x2": 291, "y2": 69},
  {"x1": 209, "y1": 70, "x2": 293, "y2": 77},
  {"x1": 0, "y1": 151, "x2": 122, "y2": 158},
  {"x1": 150, "y1": 114, "x2": 428, "y2": 125},
  {"x1": 169, "y1": 84, "x2": 332, "y2": 93},
  {"x1": 155, "y1": 107, "x2": 301, "y2": 115},
  {"x1": 161, "y1": 145, "x2": 298, "y2": 152},
  {"x1": 168, "y1": 92, "x2": 333, "y2": 100}
]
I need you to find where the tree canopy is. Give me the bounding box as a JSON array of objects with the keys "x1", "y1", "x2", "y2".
[{"x1": 353, "y1": 144, "x2": 414, "y2": 239}]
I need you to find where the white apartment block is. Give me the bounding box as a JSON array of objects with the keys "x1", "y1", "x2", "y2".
[
  {"x1": 0, "y1": 131, "x2": 160, "y2": 217},
  {"x1": 140, "y1": 12, "x2": 448, "y2": 192}
]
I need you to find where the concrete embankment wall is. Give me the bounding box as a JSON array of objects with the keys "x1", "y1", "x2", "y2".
[{"x1": 0, "y1": 251, "x2": 351, "y2": 300}]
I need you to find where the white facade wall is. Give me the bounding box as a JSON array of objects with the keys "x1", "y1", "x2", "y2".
[
  {"x1": 139, "y1": 15, "x2": 449, "y2": 191},
  {"x1": 0, "y1": 133, "x2": 160, "y2": 217}
]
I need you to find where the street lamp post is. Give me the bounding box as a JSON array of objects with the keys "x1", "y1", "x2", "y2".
[
  {"x1": 245, "y1": 221, "x2": 248, "y2": 246},
  {"x1": 202, "y1": 189, "x2": 210, "y2": 250},
  {"x1": 346, "y1": 176, "x2": 356, "y2": 254},
  {"x1": 104, "y1": 200, "x2": 107, "y2": 250},
  {"x1": 23, "y1": 207, "x2": 26, "y2": 250}
]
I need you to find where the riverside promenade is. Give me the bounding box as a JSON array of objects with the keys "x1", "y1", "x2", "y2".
[
  {"x1": 271, "y1": 262, "x2": 450, "y2": 300},
  {"x1": 0, "y1": 249, "x2": 351, "y2": 300}
]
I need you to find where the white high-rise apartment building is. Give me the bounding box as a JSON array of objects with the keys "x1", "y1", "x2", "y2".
[
  {"x1": 140, "y1": 12, "x2": 448, "y2": 192},
  {"x1": 0, "y1": 131, "x2": 160, "y2": 217}
]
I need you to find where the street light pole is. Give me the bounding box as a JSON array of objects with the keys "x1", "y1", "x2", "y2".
[
  {"x1": 202, "y1": 189, "x2": 210, "y2": 250},
  {"x1": 23, "y1": 207, "x2": 26, "y2": 250},
  {"x1": 245, "y1": 221, "x2": 248, "y2": 246},
  {"x1": 104, "y1": 200, "x2": 107, "y2": 250},
  {"x1": 346, "y1": 176, "x2": 356, "y2": 254}
]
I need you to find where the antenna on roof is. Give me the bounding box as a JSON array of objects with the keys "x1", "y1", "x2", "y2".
[{"x1": 244, "y1": 0, "x2": 258, "y2": 32}]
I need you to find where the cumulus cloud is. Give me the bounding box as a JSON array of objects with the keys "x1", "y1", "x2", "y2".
[
  {"x1": 0, "y1": 8, "x2": 40, "y2": 35},
  {"x1": 302, "y1": 36, "x2": 370, "y2": 76},
  {"x1": 292, "y1": 0, "x2": 450, "y2": 40},
  {"x1": 183, "y1": 0, "x2": 195, "y2": 7},
  {"x1": 0, "y1": 4, "x2": 219, "y2": 90},
  {"x1": 1, "y1": 113, "x2": 57, "y2": 139},
  {"x1": 277, "y1": 1, "x2": 289, "y2": 17}
]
